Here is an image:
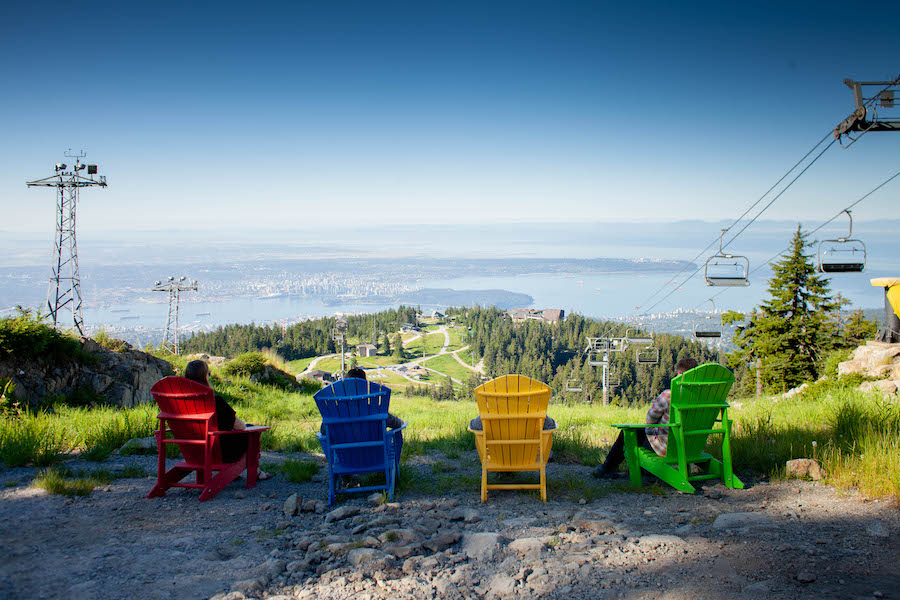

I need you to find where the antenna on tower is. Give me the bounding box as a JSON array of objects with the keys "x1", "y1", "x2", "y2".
[
  {"x1": 27, "y1": 151, "x2": 107, "y2": 335},
  {"x1": 152, "y1": 276, "x2": 198, "y2": 355}
]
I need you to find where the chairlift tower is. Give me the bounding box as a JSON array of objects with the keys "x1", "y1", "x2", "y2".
[
  {"x1": 584, "y1": 336, "x2": 626, "y2": 406},
  {"x1": 833, "y1": 76, "x2": 900, "y2": 146},
  {"x1": 152, "y1": 276, "x2": 198, "y2": 355},
  {"x1": 26, "y1": 151, "x2": 107, "y2": 335},
  {"x1": 332, "y1": 317, "x2": 348, "y2": 377}
]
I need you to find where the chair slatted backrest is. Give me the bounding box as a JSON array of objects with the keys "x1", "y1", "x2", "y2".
[
  {"x1": 474, "y1": 375, "x2": 551, "y2": 467},
  {"x1": 314, "y1": 378, "x2": 391, "y2": 469},
  {"x1": 667, "y1": 364, "x2": 734, "y2": 460},
  {"x1": 150, "y1": 376, "x2": 221, "y2": 465}
]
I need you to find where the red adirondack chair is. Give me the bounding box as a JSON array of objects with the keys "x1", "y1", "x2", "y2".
[{"x1": 147, "y1": 376, "x2": 269, "y2": 501}]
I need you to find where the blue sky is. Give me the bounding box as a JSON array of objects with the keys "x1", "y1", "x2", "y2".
[{"x1": 1, "y1": 0, "x2": 898, "y2": 233}]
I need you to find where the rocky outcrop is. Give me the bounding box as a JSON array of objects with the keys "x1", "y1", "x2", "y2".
[
  {"x1": 838, "y1": 341, "x2": 900, "y2": 380},
  {"x1": 0, "y1": 337, "x2": 172, "y2": 408}
]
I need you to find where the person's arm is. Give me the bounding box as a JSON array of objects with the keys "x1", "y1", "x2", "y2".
[
  {"x1": 645, "y1": 390, "x2": 670, "y2": 425},
  {"x1": 386, "y1": 413, "x2": 403, "y2": 429}
]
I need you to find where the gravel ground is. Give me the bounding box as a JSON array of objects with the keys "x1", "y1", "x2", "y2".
[{"x1": 0, "y1": 449, "x2": 897, "y2": 600}]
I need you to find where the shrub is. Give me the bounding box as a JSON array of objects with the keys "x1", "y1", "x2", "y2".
[
  {"x1": 0, "y1": 413, "x2": 69, "y2": 467},
  {"x1": 93, "y1": 329, "x2": 129, "y2": 352},
  {"x1": 0, "y1": 309, "x2": 82, "y2": 362},
  {"x1": 223, "y1": 352, "x2": 267, "y2": 377},
  {"x1": 278, "y1": 459, "x2": 319, "y2": 483}
]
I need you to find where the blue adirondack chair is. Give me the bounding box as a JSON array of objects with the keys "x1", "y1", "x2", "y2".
[{"x1": 314, "y1": 378, "x2": 406, "y2": 505}]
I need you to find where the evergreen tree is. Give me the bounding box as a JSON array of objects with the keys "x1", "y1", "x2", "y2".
[
  {"x1": 391, "y1": 333, "x2": 404, "y2": 359},
  {"x1": 727, "y1": 225, "x2": 840, "y2": 391},
  {"x1": 382, "y1": 333, "x2": 391, "y2": 355}
]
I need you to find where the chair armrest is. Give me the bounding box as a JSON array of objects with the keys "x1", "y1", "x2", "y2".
[
  {"x1": 542, "y1": 426, "x2": 558, "y2": 433},
  {"x1": 612, "y1": 423, "x2": 674, "y2": 429},
  {"x1": 467, "y1": 427, "x2": 482, "y2": 434},
  {"x1": 209, "y1": 426, "x2": 270, "y2": 436},
  {"x1": 392, "y1": 422, "x2": 408, "y2": 432}
]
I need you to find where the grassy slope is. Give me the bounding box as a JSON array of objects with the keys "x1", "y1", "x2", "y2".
[
  {"x1": 2, "y1": 368, "x2": 897, "y2": 502},
  {"x1": 423, "y1": 353, "x2": 476, "y2": 381}
]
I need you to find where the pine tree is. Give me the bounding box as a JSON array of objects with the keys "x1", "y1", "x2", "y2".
[
  {"x1": 727, "y1": 225, "x2": 840, "y2": 391},
  {"x1": 391, "y1": 333, "x2": 404, "y2": 359}
]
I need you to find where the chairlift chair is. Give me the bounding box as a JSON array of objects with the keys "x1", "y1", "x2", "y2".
[
  {"x1": 588, "y1": 351, "x2": 608, "y2": 367},
  {"x1": 817, "y1": 210, "x2": 866, "y2": 273},
  {"x1": 606, "y1": 371, "x2": 620, "y2": 388},
  {"x1": 565, "y1": 376, "x2": 583, "y2": 393},
  {"x1": 693, "y1": 317, "x2": 722, "y2": 339},
  {"x1": 625, "y1": 328, "x2": 653, "y2": 345},
  {"x1": 705, "y1": 230, "x2": 750, "y2": 287},
  {"x1": 694, "y1": 299, "x2": 722, "y2": 339},
  {"x1": 636, "y1": 347, "x2": 660, "y2": 365}
]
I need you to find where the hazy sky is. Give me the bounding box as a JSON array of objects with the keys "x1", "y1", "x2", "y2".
[{"x1": 1, "y1": 0, "x2": 898, "y2": 233}]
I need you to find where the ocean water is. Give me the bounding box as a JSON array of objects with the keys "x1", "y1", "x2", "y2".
[{"x1": 5, "y1": 220, "x2": 896, "y2": 333}]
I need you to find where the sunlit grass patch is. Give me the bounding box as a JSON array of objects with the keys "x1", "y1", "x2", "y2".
[
  {"x1": 278, "y1": 459, "x2": 320, "y2": 483},
  {"x1": 0, "y1": 412, "x2": 69, "y2": 467}
]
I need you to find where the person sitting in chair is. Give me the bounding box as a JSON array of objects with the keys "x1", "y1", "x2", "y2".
[
  {"x1": 320, "y1": 367, "x2": 404, "y2": 469},
  {"x1": 593, "y1": 357, "x2": 698, "y2": 478},
  {"x1": 183, "y1": 359, "x2": 270, "y2": 480}
]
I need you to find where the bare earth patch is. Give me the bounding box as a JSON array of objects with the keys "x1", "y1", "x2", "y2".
[{"x1": 0, "y1": 451, "x2": 897, "y2": 600}]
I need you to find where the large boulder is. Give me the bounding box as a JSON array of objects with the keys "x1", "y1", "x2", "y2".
[
  {"x1": 838, "y1": 341, "x2": 900, "y2": 379},
  {"x1": 0, "y1": 336, "x2": 172, "y2": 409}
]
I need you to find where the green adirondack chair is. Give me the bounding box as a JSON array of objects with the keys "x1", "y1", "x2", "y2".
[{"x1": 612, "y1": 363, "x2": 743, "y2": 493}]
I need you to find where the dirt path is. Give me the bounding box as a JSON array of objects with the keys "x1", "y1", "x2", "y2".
[{"x1": 1, "y1": 450, "x2": 897, "y2": 600}]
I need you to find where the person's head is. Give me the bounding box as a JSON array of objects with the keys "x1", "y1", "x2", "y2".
[
  {"x1": 675, "y1": 357, "x2": 699, "y2": 375},
  {"x1": 346, "y1": 367, "x2": 367, "y2": 380},
  {"x1": 184, "y1": 359, "x2": 210, "y2": 387}
]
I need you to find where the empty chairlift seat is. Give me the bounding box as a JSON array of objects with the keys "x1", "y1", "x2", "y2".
[
  {"x1": 818, "y1": 210, "x2": 866, "y2": 273},
  {"x1": 705, "y1": 229, "x2": 750, "y2": 287}
]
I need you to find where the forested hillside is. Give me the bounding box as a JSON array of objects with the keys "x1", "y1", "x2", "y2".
[
  {"x1": 184, "y1": 305, "x2": 718, "y2": 405},
  {"x1": 181, "y1": 306, "x2": 420, "y2": 360},
  {"x1": 449, "y1": 307, "x2": 719, "y2": 404}
]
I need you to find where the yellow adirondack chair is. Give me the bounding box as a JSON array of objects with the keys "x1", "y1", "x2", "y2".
[{"x1": 468, "y1": 375, "x2": 556, "y2": 501}]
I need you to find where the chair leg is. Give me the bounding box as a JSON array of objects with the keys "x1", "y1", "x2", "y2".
[
  {"x1": 641, "y1": 457, "x2": 695, "y2": 494},
  {"x1": 539, "y1": 466, "x2": 547, "y2": 502},
  {"x1": 481, "y1": 466, "x2": 487, "y2": 502},
  {"x1": 147, "y1": 466, "x2": 192, "y2": 498},
  {"x1": 199, "y1": 459, "x2": 246, "y2": 502},
  {"x1": 245, "y1": 431, "x2": 262, "y2": 489},
  {"x1": 622, "y1": 430, "x2": 642, "y2": 488}
]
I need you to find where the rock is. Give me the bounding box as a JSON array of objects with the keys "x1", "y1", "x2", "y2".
[
  {"x1": 378, "y1": 529, "x2": 420, "y2": 545},
  {"x1": 638, "y1": 534, "x2": 685, "y2": 548},
  {"x1": 785, "y1": 458, "x2": 825, "y2": 481},
  {"x1": 462, "y1": 532, "x2": 505, "y2": 561},
  {"x1": 325, "y1": 506, "x2": 359, "y2": 522},
  {"x1": 259, "y1": 558, "x2": 286, "y2": 581},
  {"x1": 301, "y1": 500, "x2": 318, "y2": 513},
  {"x1": 713, "y1": 513, "x2": 777, "y2": 530},
  {"x1": 231, "y1": 578, "x2": 263, "y2": 595},
  {"x1": 368, "y1": 492, "x2": 384, "y2": 506},
  {"x1": 743, "y1": 581, "x2": 771, "y2": 595},
  {"x1": 781, "y1": 383, "x2": 809, "y2": 399},
  {"x1": 448, "y1": 507, "x2": 481, "y2": 523},
  {"x1": 314, "y1": 501, "x2": 327, "y2": 514},
  {"x1": 488, "y1": 574, "x2": 517, "y2": 597},
  {"x1": 705, "y1": 489, "x2": 723, "y2": 500},
  {"x1": 573, "y1": 519, "x2": 617, "y2": 534},
  {"x1": 347, "y1": 548, "x2": 389, "y2": 568},
  {"x1": 434, "y1": 578, "x2": 460, "y2": 598},
  {"x1": 119, "y1": 436, "x2": 156, "y2": 452},
  {"x1": 859, "y1": 380, "x2": 899, "y2": 396},
  {"x1": 507, "y1": 537, "x2": 545, "y2": 558},
  {"x1": 796, "y1": 571, "x2": 816, "y2": 584},
  {"x1": 423, "y1": 530, "x2": 462, "y2": 553},
  {"x1": 283, "y1": 493, "x2": 300, "y2": 517},
  {"x1": 866, "y1": 520, "x2": 890, "y2": 539}
]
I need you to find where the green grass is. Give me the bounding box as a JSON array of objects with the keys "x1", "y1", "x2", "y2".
[
  {"x1": 445, "y1": 328, "x2": 465, "y2": 352},
  {"x1": 4, "y1": 362, "x2": 897, "y2": 503},
  {"x1": 285, "y1": 356, "x2": 317, "y2": 373},
  {"x1": 403, "y1": 332, "x2": 445, "y2": 355},
  {"x1": 32, "y1": 465, "x2": 149, "y2": 497},
  {"x1": 422, "y1": 353, "x2": 476, "y2": 382},
  {"x1": 277, "y1": 459, "x2": 320, "y2": 483}
]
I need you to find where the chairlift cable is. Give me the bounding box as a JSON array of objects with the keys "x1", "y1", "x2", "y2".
[
  {"x1": 635, "y1": 76, "x2": 900, "y2": 317},
  {"x1": 634, "y1": 131, "x2": 836, "y2": 316},
  {"x1": 639, "y1": 137, "x2": 836, "y2": 316},
  {"x1": 699, "y1": 166, "x2": 900, "y2": 309}
]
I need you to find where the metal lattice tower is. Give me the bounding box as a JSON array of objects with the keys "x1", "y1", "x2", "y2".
[
  {"x1": 332, "y1": 317, "x2": 348, "y2": 377},
  {"x1": 152, "y1": 276, "x2": 198, "y2": 355},
  {"x1": 26, "y1": 151, "x2": 107, "y2": 335}
]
